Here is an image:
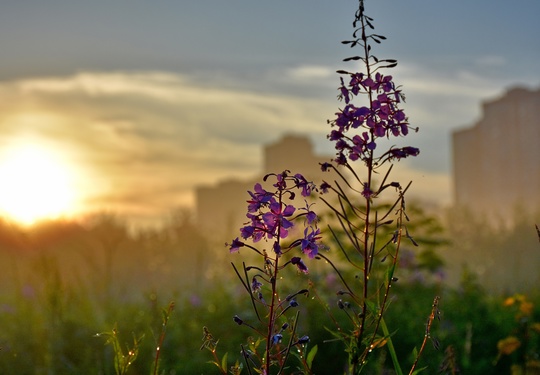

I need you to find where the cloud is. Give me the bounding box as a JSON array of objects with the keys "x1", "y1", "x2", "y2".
[
  {"x1": 286, "y1": 65, "x2": 335, "y2": 81},
  {"x1": 1, "y1": 66, "x2": 492, "y2": 226},
  {"x1": 0, "y1": 71, "x2": 338, "y2": 226},
  {"x1": 395, "y1": 62, "x2": 508, "y2": 125},
  {"x1": 276, "y1": 60, "x2": 522, "y2": 133}
]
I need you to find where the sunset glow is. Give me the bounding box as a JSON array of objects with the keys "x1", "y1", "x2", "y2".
[
  {"x1": 0, "y1": 1, "x2": 535, "y2": 228},
  {"x1": 0, "y1": 143, "x2": 78, "y2": 224}
]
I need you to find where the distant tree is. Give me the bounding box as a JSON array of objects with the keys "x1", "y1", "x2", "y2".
[{"x1": 84, "y1": 213, "x2": 130, "y2": 305}]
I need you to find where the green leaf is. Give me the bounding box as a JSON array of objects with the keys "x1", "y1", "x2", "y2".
[
  {"x1": 411, "y1": 366, "x2": 428, "y2": 375},
  {"x1": 221, "y1": 352, "x2": 228, "y2": 371},
  {"x1": 385, "y1": 263, "x2": 396, "y2": 286},
  {"x1": 381, "y1": 317, "x2": 403, "y2": 375},
  {"x1": 364, "y1": 299, "x2": 378, "y2": 315},
  {"x1": 412, "y1": 346, "x2": 419, "y2": 359},
  {"x1": 306, "y1": 345, "x2": 318, "y2": 368}
]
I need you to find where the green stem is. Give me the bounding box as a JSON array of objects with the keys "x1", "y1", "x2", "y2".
[{"x1": 381, "y1": 317, "x2": 404, "y2": 375}]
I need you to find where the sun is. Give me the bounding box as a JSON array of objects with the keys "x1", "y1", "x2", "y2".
[{"x1": 0, "y1": 143, "x2": 78, "y2": 225}]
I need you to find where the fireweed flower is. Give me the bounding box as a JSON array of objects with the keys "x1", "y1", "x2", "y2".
[
  {"x1": 271, "y1": 334, "x2": 283, "y2": 345},
  {"x1": 361, "y1": 183, "x2": 373, "y2": 199},
  {"x1": 240, "y1": 213, "x2": 266, "y2": 243},
  {"x1": 273, "y1": 241, "x2": 282, "y2": 255},
  {"x1": 387, "y1": 146, "x2": 420, "y2": 161},
  {"x1": 247, "y1": 183, "x2": 272, "y2": 213},
  {"x1": 297, "y1": 335, "x2": 310, "y2": 345},
  {"x1": 227, "y1": 171, "x2": 322, "y2": 373},
  {"x1": 301, "y1": 227, "x2": 322, "y2": 259},
  {"x1": 262, "y1": 199, "x2": 296, "y2": 239},
  {"x1": 306, "y1": 210, "x2": 317, "y2": 225},
  {"x1": 297, "y1": 201, "x2": 317, "y2": 225},
  {"x1": 350, "y1": 132, "x2": 376, "y2": 161},
  {"x1": 291, "y1": 257, "x2": 308, "y2": 274},
  {"x1": 251, "y1": 276, "x2": 263, "y2": 293},
  {"x1": 319, "y1": 181, "x2": 331, "y2": 194},
  {"x1": 328, "y1": 70, "x2": 419, "y2": 165},
  {"x1": 320, "y1": 162, "x2": 332, "y2": 172},
  {"x1": 228, "y1": 237, "x2": 245, "y2": 253},
  {"x1": 293, "y1": 173, "x2": 315, "y2": 197},
  {"x1": 229, "y1": 171, "x2": 322, "y2": 257}
]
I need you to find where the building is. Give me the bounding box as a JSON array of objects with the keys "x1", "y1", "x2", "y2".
[
  {"x1": 452, "y1": 86, "x2": 540, "y2": 221},
  {"x1": 195, "y1": 134, "x2": 333, "y2": 240},
  {"x1": 449, "y1": 86, "x2": 540, "y2": 292}
]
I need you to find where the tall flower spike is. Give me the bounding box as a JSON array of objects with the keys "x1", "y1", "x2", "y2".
[{"x1": 326, "y1": 5, "x2": 419, "y2": 167}]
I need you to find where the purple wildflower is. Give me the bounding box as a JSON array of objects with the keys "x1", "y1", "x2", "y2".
[
  {"x1": 271, "y1": 334, "x2": 283, "y2": 345},
  {"x1": 388, "y1": 146, "x2": 420, "y2": 160},
  {"x1": 273, "y1": 241, "x2": 282, "y2": 255},
  {"x1": 306, "y1": 210, "x2": 317, "y2": 225},
  {"x1": 291, "y1": 257, "x2": 308, "y2": 273},
  {"x1": 361, "y1": 183, "x2": 373, "y2": 199},
  {"x1": 339, "y1": 77, "x2": 350, "y2": 103},
  {"x1": 228, "y1": 237, "x2": 245, "y2": 253},
  {"x1": 247, "y1": 183, "x2": 272, "y2": 213},
  {"x1": 262, "y1": 200, "x2": 295, "y2": 239},
  {"x1": 251, "y1": 277, "x2": 263, "y2": 293},
  {"x1": 320, "y1": 162, "x2": 332, "y2": 172},
  {"x1": 240, "y1": 214, "x2": 265, "y2": 242},
  {"x1": 272, "y1": 172, "x2": 287, "y2": 190},
  {"x1": 297, "y1": 335, "x2": 310, "y2": 345},
  {"x1": 350, "y1": 132, "x2": 376, "y2": 161},
  {"x1": 335, "y1": 152, "x2": 347, "y2": 165},
  {"x1": 298, "y1": 201, "x2": 318, "y2": 225},
  {"x1": 327, "y1": 67, "x2": 418, "y2": 164},
  {"x1": 319, "y1": 181, "x2": 331, "y2": 194},
  {"x1": 301, "y1": 228, "x2": 322, "y2": 258},
  {"x1": 294, "y1": 173, "x2": 314, "y2": 197},
  {"x1": 240, "y1": 225, "x2": 254, "y2": 239}
]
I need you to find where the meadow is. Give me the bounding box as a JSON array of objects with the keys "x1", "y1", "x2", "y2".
[{"x1": 0, "y1": 207, "x2": 538, "y2": 374}]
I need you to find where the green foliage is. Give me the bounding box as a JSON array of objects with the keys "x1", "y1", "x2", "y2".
[
  {"x1": 200, "y1": 326, "x2": 229, "y2": 374},
  {"x1": 96, "y1": 326, "x2": 144, "y2": 375},
  {"x1": 495, "y1": 294, "x2": 540, "y2": 374},
  {"x1": 306, "y1": 344, "x2": 318, "y2": 369},
  {"x1": 0, "y1": 218, "x2": 538, "y2": 375}
]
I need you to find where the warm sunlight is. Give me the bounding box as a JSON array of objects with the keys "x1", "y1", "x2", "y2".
[{"x1": 0, "y1": 143, "x2": 78, "y2": 225}]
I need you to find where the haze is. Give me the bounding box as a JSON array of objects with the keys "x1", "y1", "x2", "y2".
[{"x1": 0, "y1": 0, "x2": 538, "y2": 226}]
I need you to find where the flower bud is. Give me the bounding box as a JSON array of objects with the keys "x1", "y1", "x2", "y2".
[
  {"x1": 298, "y1": 335, "x2": 310, "y2": 345},
  {"x1": 272, "y1": 334, "x2": 283, "y2": 345}
]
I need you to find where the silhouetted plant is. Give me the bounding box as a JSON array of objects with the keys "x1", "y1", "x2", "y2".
[
  {"x1": 152, "y1": 301, "x2": 175, "y2": 375},
  {"x1": 311, "y1": 0, "x2": 439, "y2": 373},
  {"x1": 224, "y1": 171, "x2": 321, "y2": 374},
  {"x1": 212, "y1": 1, "x2": 442, "y2": 374}
]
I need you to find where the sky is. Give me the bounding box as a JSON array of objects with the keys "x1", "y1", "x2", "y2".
[{"x1": 0, "y1": 0, "x2": 539, "y2": 227}]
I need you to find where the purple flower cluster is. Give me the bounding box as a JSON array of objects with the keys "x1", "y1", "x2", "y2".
[
  {"x1": 227, "y1": 171, "x2": 322, "y2": 272},
  {"x1": 328, "y1": 71, "x2": 418, "y2": 164},
  {"x1": 387, "y1": 146, "x2": 420, "y2": 160}
]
